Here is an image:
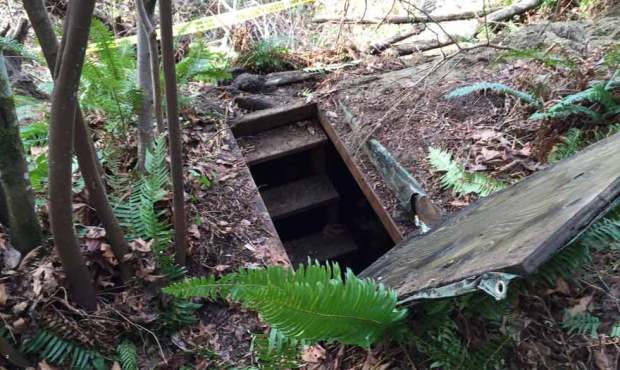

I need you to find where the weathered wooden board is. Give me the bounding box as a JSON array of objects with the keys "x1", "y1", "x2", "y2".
[
  {"x1": 317, "y1": 109, "x2": 404, "y2": 243},
  {"x1": 231, "y1": 102, "x2": 317, "y2": 137},
  {"x1": 238, "y1": 121, "x2": 328, "y2": 166},
  {"x1": 261, "y1": 174, "x2": 339, "y2": 220},
  {"x1": 285, "y1": 228, "x2": 358, "y2": 266},
  {"x1": 361, "y1": 133, "x2": 620, "y2": 299}
]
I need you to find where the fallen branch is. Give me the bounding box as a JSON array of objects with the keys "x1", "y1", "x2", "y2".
[
  {"x1": 366, "y1": 24, "x2": 425, "y2": 54},
  {"x1": 312, "y1": 6, "x2": 502, "y2": 24},
  {"x1": 386, "y1": 0, "x2": 541, "y2": 56},
  {"x1": 338, "y1": 100, "x2": 442, "y2": 228},
  {"x1": 264, "y1": 70, "x2": 320, "y2": 87}
]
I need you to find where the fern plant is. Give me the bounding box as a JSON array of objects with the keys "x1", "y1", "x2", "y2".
[
  {"x1": 23, "y1": 330, "x2": 105, "y2": 369},
  {"x1": 113, "y1": 135, "x2": 184, "y2": 279},
  {"x1": 427, "y1": 147, "x2": 506, "y2": 197},
  {"x1": 237, "y1": 39, "x2": 295, "y2": 73},
  {"x1": 117, "y1": 340, "x2": 138, "y2": 370},
  {"x1": 163, "y1": 261, "x2": 408, "y2": 348},
  {"x1": 562, "y1": 311, "x2": 600, "y2": 338},
  {"x1": 176, "y1": 40, "x2": 231, "y2": 85},
  {"x1": 81, "y1": 19, "x2": 140, "y2": 135},
  {"x1": 444, "y1": 82, "x2": 542, "y2": 108},
  {"x1": 251, "y1": 332, "x2": 302, "y2": 369},
  {"x1": 529, "y1": 83, "x2": 619, "y2": 122}
]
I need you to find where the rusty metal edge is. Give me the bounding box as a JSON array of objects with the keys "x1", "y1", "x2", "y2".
[{"x1": 316, "y1": 107, "x2": 404, "y2": 243}]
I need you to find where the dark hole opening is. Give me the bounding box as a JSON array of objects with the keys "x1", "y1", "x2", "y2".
[{"x1": 244, "y1": 119, "x2": 394, "y2": 273}]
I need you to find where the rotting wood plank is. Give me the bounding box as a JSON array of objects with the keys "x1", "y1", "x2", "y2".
[
  {"x1": 261, "y1": 174, "x2": 339, "y2": 220},
  {"x1": 238, "y1": 121, "x2": 328, "y2": 166},
  {"x1": 231, "y1": 102, "x2": 317, "y2": 137},
  {"x1": 317, "y1": 108, "x2": 403, "y2": 243},
  {"x1": 361, "y1": 133, "x2": 620, "y2": 300},
  {"x1": 285, "y1": 228, "x2": 358, "y2": 266}
]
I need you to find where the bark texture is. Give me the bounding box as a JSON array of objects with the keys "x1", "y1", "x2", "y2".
[
  {"x1": 136, "y1": 0, "x2": 156, "y2": 171},
  {"x1": 0, "y1": 51, "x2": 42, "y2": 254},
  {"x1": 159, "y1": 0, "x2": 187, "y2": 265},
  {"x1": 23, "y1": 0, "x2": 133, "y2": 281},
  {"x1": 137, "y1": 0, "x2": 164, "y2": 134},
  {"x1": 48, "y1": 0, "x2": 98, "y2": 310}
]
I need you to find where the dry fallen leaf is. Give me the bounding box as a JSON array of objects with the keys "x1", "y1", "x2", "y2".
[
  {"x1": 0, "y1": 284, "x2": 7, "y2": 305},
  {"x1": 302, "y1": 345, "x2": 326, "y2": 363},
  {"x1": 111, "y1": 362, "x2": 122, "y2": 370},
  {"x1": 32, "y1": 262, "x2": 58, "y2": 296},
  {"x1": 38, "y1": 361, "x2": 58, "y2": 370},
  {"x1": 568, "y1": 294, "x2": 594, "y2": 315}
]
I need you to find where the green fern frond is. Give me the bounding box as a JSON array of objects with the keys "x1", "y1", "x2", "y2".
[
  {"x1": 252, "y1": 332, "x2": 302, "y2": 370},
  {"x1": 81, "y1": 19, "x2": 136, "y2": 130},
  {"x1": 444, "y1": 82, "x2": 542, "y2": 108},
  {"x1": 562, "y1": 311, "x2": 600, "y2": 338},
  {"x1": 164, "y1": 262, "x2": 408, "y2": 347},
  {"x1": 23, "y1": 330, "x2": 104, "y2": 369},
  {"x1": 20, "y1": 120, "x2": 49, "y2": 151},
  {"x1": 0, "y1": 36, "x2": 35, "y2": 59},
  {"x1": 533, "y1": 242, "x2": 592, "y2": 286},
  {"x1": 117, "y1": 340, "x2": 137, "y2": 370},
  {"x1": 237, "y1": 39, "x2": 295, "y2": 73},
  {"x1": 530, "y1": 84, "x2": 618, "y2": 122},
  {"x1": 176, "y1": 41, "x2": 231, "y2": 85},
  {"x1": 428, "y1": 147, "x2": 506, "y2": 197},
  {"x1": 548, "y1": 128, "x2": 583, "y2": 163},
  {"x1": 529, "y1": 104, "x2": 602, "y2": 121}
]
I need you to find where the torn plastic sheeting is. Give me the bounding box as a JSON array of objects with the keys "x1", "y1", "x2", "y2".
[{"x1": 398, "y1": 272, "x2": 519, "y2": 304}]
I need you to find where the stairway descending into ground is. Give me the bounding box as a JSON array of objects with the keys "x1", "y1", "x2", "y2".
[{"x1": 232, "y1": 103, "x2": 360, "y2": 266}]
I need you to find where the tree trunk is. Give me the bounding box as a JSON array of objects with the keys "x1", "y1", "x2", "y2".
[
  {"x1": 135, "y1": 0, "x2": 156, "y2": 172},
  {"x1": 159, "y1": 0, "x2": 187, "y2": 266},
  {"x1": 48, "y1": 0, "x2": 98, "y2": 310},
  {"x1": 23, "y1": 0, "x2": 133, "y2": 281},
  {"x1": 0, "y1": 51, "x2": 43, "y2": 254},
  {"x1": 0, "y1": 183, "x2": 8, "y2": 226},
  {"x1": 137, "y1": 0, "x2": 165, "y2": 134}
]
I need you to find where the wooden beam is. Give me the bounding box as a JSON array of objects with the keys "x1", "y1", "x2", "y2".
[
  {"x1": 317, "y1": 108, "x2": 403, "y2": 243},
  {"x1": 231, "y1": 102, "x2": 318, "y2": 137},
  {"x1": 361, "y1": 133, "x2": 620, "y2": 300}
]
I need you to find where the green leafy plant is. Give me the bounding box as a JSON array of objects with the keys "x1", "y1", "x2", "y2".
[
  {"x1": 444, "y1": 82, "x2": 542, "y2": 108},
  {"x1": 81, "y1": 19, "x2": 140, "y2": 134},
  {"x1": 529, "y1": 83, "x2": 619, "y2": 122},
  {"x1": 611, "y1": 322, "x2": 620, "y2": 337},
  {"x1": 113, "y1": 135, "x2": 184, "y2": 279},
  {"x1": 562, "y1": 311, "x2": 600, "y2": 338},
  {"x1": 251, "y1": 332, "x2": 302, "y2": 369},
  {"x1": 176, "y1": 40, "x2": 231, "y2": 85},
  {"x1": 117, "y1": 340, "x2": 138, "y2": 370},
  {"x1": 427, "y1": 147, "x2": 506, "y2": 197},
  {"x1": 548, "y1": 128, "x2": 583, "y2": 163},
  {"x1": 23, "y1": 330, "x2": 105, "y2": 369},
  {"x1": 163, "y1": 261, "x2": 408, "y2": 348},
  {"x1": 237, "y1": 40, "x2": 295, "y2": 73}
]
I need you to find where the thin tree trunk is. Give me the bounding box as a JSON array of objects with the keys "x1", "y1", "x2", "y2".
[
  {"x1": 23, "y1": 0, "x2": 133, "y2": 281},
  {"x1": 0, "y1": 183, "x2": 8, "y2": 226},
  {"x1": 135, "y1": 0, "x2": 156, "y2": 172},
  {"x1": 0, "y1": 51, "x2": 43, "y2": 254},
  {"x1": 159, "y1": 0, "x2": 187, "y2": 265},
  {"x1": 48, "y1": 0, "x2": 98, "y2": 310},
  {"x1": 137, "y1": 0, "x2": 164, "y2": 134}
]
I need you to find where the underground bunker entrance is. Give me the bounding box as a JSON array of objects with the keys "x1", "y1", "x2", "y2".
[{"x1": 240, "y1": 118, "x2": 394, "y2": 273}]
